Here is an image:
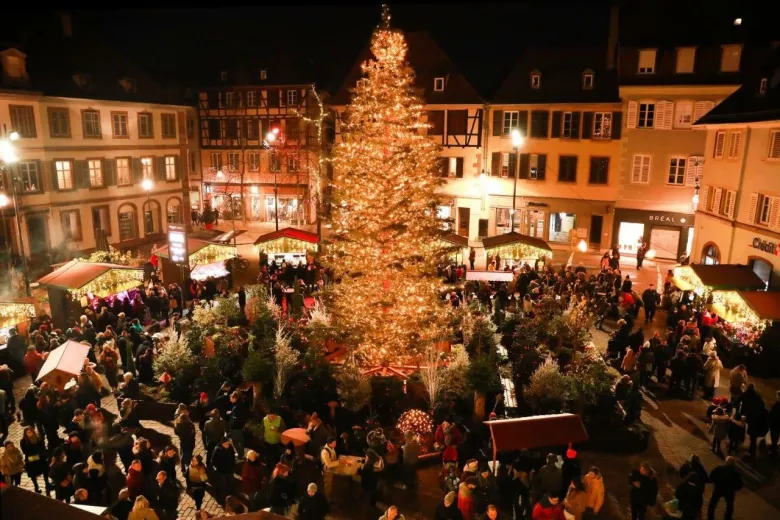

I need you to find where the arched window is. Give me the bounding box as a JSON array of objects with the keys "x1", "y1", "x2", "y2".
[
  {"x1": 702, "y1": 243, "x2": 720, "y2": 265},
  {"x1": 750, "y1": 258, "x2": 772, "y2": 288},
  {"x1": 142, "y1": 199, "x2": 162, "y2": 235},
  {"x1": 117, "y1": 203, "x2": 138, "y2": 242},
  {"x1": 166, "y1": 196, "x2": 182, "y2": 225}
]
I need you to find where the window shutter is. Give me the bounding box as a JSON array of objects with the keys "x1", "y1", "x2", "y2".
[
  {"x1": 631, "y1": 155, "x2": 642, "y2": 183},
  {"x1": 641, "y1": 156, "x2": 651, "y2": 183},
  {"x1": 699, "y1": 185, "x2": 708, "y2": 211},
  {"x1": 581, "y1": 112, "x2": 594, "y2": 139},
  {"x1": 551, "y1": 111, "x2": 562, "y2": 138},
  {"x1": 663, "y1": 101, "x2": 674, "y2": 129},
  {"x1": 537, "y1": 154, "x2": 547, "y2": 180},
  {"x1": 132, "y1": 158, "x2": 142, "y2": 182},
  {"x1": 769, "y1": 131, "x2": 780, "y2": 159},
  {"x1": 626, "y1": 101, "x2": 638, "y2": 129},
  {"x1": 654, "y1": 101, "x2": 667, "y2": 129},
  {"x1": 156, "y1": 157, "x2": 166, "y2": 181},
  {"x1": 770, "y1": 197, "x2": 780, "y2": 229},
  {"x1": 571, "y1": 112, "x2": 581, "y2": 139},
  {"x1": 539, "y1": 111, "x2": 550, "y2": 138},
  {"x1": 728, "y1": 132, "x2": 742, "y2": 158},
  {"x1": 75, "y1": 160, "x2": 89, "y2": 189},
  {"x1": 104, "y1": 158, "x2": 116, "y2": 186},
  {"x1": 611, "y1": 112, "x2": 622, "y2": 139},
  {"x1": 34, "y1": 160, "x2": 44, "y2": 193},
  {"x1": 518, "y1": 111, "x2": 528, "y2": 137},
  {"x1": 50, "y1": 161, "x2": 59, "y2": 191},
  {"x1": 174, "y1": 156, "x2": 181, "y2": 181},
  {"x1": 693, "y1": 101, "x2": 715, "y2": 123},
  {"x1": 507, "y1": 153, "x2": 517, "y2": 178},
  {"x1": 714, "y1": 132, "x2": 726, "y2": 158},
  {"x1": 685, "y1": 156, "x2": 701, "y2": 186},
  {"x1": 491, "y1": 152, "x2": 500, "y2": 177},
  {"x1": 519, "y1": 153, "x2": 530, "y2": 179},
  {"x1": 713, "y1": 188, "x2": 723, "y2": 213},
  {"x1": 747, "y1": 193, "x2": 758, "y2": 223},
  {"x1": 726, "y1": 191, "x2": 736, "y2": 218},
  {"x1": 492, "y1": 110, "x2": 503, "y2": 136}
]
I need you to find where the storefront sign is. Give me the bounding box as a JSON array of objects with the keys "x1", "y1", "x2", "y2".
[
  {"x1": 648, "y1": 215, "x2": 680, "y2": 223},
  {"x1": 751, "y1": 237, "x2": 780, "y2": 256},
  {"x1": 168, "y1": 225, "x2": 188, "y2": 265}
]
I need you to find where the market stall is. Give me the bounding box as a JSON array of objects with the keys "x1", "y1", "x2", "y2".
[
  {"x1": 671, "y1": 264, "x2": 765, "y2": 304},
  {"x1": 0, "y1": 298, "x2": 36, "y2": 345},
  {"x1": 155, "y1": 238, "x2": 237, "y2": 283},
  {"x1": 36, "y1": 260, "x2": 144, "y2": 329},
  {"x1": 254, "y1": 227, "x2": 319, "y2": 266},
  {"x1": 481, "y1": 232, "x2": 552, "y2": 267},
  {"x1": 437, "y1": 233, "x2": 469, "y2": 264},
  {"x1": 36, "y1": 339, "x2": 91, "y2": 391}
]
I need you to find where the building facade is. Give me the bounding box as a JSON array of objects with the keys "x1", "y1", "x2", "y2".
[
  {"x1": 692, "y1": 56, "x2": 780, "y2": 288},
  {"x1": 196, "y1": 71, "x2": 321, "y2": 227},
  {"x1": 0, "y1": 47, "x2": 196, "y2": 258}
]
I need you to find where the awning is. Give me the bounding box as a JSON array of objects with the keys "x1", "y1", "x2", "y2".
[
  {"x1": 739, "y1": 290, "x2": 780, "y2": 321},
  {"x1": 35, "y1": 259, "x2": 144, "y2": 298},
  {"x1": 466, "y1": 271, "x2": 514, "y2": 282},
  {"x1": 154, "y1": 238, "x2": 213, "y2": 258},
  {"x1": 156, "y1": 238, "x2": 236, "y2": 269},
  {"x1": 190, "y1": 261, "x2": 231, "y2": 281},
  {"x1": 673, "y1": 264, "x2": 765, "y2": 293},
  {"x1": 712, "y1": 290, "x2": 780, "y2": 326},
  {"x1": 37, "y1": 340, "x2": 90, "y2": 390},
  {"x1": 485, "y1": 413, "x2": 588, "y2": 454},
  {"x1": 211, "y1": 229, "x2": 247, "y2": 244},
  {"x1": 481, "y1": 232, "x2": 552, "y2": 259},
  {"x1": 254, "y1": 227, "x2": 319, "y2": 253},
  {"x1": 440, "y1": 233, "x2": 469, "y2": 248}
]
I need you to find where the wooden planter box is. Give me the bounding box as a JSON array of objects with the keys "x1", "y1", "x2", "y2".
[{"x1": 136, "y1": 398, "x2": 179, "y2": 423}]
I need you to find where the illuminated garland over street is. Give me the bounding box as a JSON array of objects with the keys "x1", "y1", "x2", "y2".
[
  {"x1": 484, "y1": 243, "x2": 551, "y2": 261},
  {"x1": 188, "y1": 244, "x2": 237, "y2": 270},
  {"x1": 254, "y1": 237, "x2": 319, "y2": 255},
  {"x1": 0, "y1": 302, "x2": 36, "y2": 330},
  {"x1": 70, "y1": 269, "x2": 144, "y2": 299}
]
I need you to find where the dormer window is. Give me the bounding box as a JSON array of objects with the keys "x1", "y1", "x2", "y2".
[
  {"x1": 119, "y1": 77, "x2": 137, "y2": 93},
  {"x1": 759, "y1": 77, "x2": 768, "y2": 96},
  {"x1": 0, "y1": 49, "x2": 28, "y2": 83},
  {"x1": 220, "y1": 71, "x2": 228, "y2": 81},
  {"x1": 260, "y1": 70, "x2": 267, "y2": 80},
  {"x1": 530, "y1": 71, "x2": 541, "y2": 89},
  {"x1": 582, "y1": 71, "x2": 594, "y2": 90},
  {"x1": 434, "y1": 77, "x2": 445, "y2": 91},
  {"x1": 72, "y1": 73, "x2": 92, "y2": 90}
]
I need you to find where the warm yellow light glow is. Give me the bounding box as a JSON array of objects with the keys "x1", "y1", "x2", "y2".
[
  {"x1": 645, "y1": 249, "x2": 656, "y2": 259},
  {"x1": 188, "y1": 244, "x2": 236, "y2": 269},
  {"x1": 266, "y1": 132, "x2": 277, "y2": 143},
  {"x1": 0, "y1": 193, "x2": 9, "y2": 208},
  {"x1": 70, "y1": 268, "x2": 144, "y2": 299},
  {"x1": 8, "y1": 131, "x2": 19, "y2": 141},
  {"x1": 141, "y1": 178, "x2": 153, "y2": 191},
  {"x1": 0, "y1": 302, "x2": 36, "y2": 330},
  {"x1": 577, "y1": 240, "x2": 588, "y2": 253},
  {"x1": 0, "y1": 140, "x2": 18, "y2": 164},
  {"x1": 511, "y1": 129, "x2": 524, "y2": 148},
  {"x1": 254, "y1": 237, "x2": 318, "y2": 255}
]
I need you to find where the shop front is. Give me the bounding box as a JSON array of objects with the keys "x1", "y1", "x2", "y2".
[{"x1": 612, "y1": 208, "x2": 694, "y2": 260}]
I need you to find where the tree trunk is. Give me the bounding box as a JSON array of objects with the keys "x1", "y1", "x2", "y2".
[
  {"x1": 473, "y1": 390, "x2": 486, "y2": 421},
  {"x1": 251, "y1": 381, "x2": 266, "y2": 418}
]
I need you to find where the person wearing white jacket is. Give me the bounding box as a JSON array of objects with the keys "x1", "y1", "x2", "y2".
[{"x1": 703, "y1": 352, "x2": 724, "y2": 400}]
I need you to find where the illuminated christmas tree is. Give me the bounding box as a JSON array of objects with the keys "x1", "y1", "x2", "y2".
[{"x1": 324, "y1": 5, "x2": 448, "y2": 365}]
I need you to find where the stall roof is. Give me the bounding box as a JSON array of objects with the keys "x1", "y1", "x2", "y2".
[
  {"x1": 691, "y1": 264, "x2": 765, "y2": 290},
  {"x1": 212, "y1": 229, "x2": 247, "y2": 244},
  {"x1": 36, "y1": 260, "x2": 140, "y2": 290},
  {"x1": 485, "y1": 414, "x2": 588, "y2": 452},
  {"x1": 37, "y1": 340, "x2": 90, "y2": 385},
  {"x1": 1, "y1": 486, "x2": 102, "y2": 520},
  {"x1": 155, "y1": 238, "x2": 214, "y2": 259},
  {"x1": 254, "y1": 227, "x2": 319, "y2": 245},
  {"x1": 481, "y1": 232, "x2": 551, "y2": 252},
  {"x1": 738, "y1": 291, "x2": 780, "y2": 321},
  {"x1": 441, "y1": 233, "x2": 469, "y2": 247}
]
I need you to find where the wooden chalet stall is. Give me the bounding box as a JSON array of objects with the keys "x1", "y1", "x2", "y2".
[
  {"x1": 36, "y1": 260, "x2": 144, "y2": 330},
  {"x1": 438, "y1": 233, "x2": 469, "y2": 264},
  {"x1": 672, "y1": 264, "x2": 765, "y2": 303},
  {"x1": 481, "y1": 232, "x2": 552, "y2": 268},
  {"x1": 36, "y1": 339, "x2": 91, "y2": 391},
  {"x1": 0, "y1": 298, "x2": 36, "y2": 345},
  {"x1": 254, "y1": 227, "x2": 319, "y2": 266},
  {"x1": 155, "y1": 238, "x2": 237, "y2": 284}
]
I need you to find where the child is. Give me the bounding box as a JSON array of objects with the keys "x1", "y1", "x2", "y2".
[{"x1": 727, "y1": 415, "x2": 746, "y2": 455}]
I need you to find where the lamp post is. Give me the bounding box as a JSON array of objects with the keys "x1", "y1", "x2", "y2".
[
  {"x1": 510, "y1": 129, "x2": 524, "y2": 233},
  {"x1": 142, "y1": 178, "x2": 154, "y2": 235},
  {"x1": 1, "y1": 129, "x2": 30, "y2": 296},
  {"x1": 265, "y1": 128, "x2": 280, "y2": 231},
  {"x1": 692, "y1": 176, "x2": 701, "y2": 212}
]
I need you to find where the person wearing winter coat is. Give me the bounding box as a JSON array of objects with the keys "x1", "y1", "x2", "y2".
[
  {"x1": 770, "y1": 390, "x2": 780, "y2": 456},
  {"x1": 378, "y1": 505, "x2": 405, "y2": 520},
  {"x1": 203, "y1": 409, "x2": 226, "y2": 464},
  {"x1": 240, "y1": 449, "x2": 264, "y2": 496},
  {"x1": 49, "y1": 448, "x2": 74, "y2": 502},
  {"x1": 126, "y1": 460, "x2": 146, "y2": 499},
  {"x1": 707, "y1": 457, "x2": 743, "y2": 520},
  {"x1": 458, "y1": 476, "x2": 478, "y2": 520},
  {"x1": 532, "y1": 493, "x2": 566, "y2": 520},
  {"x1": 210, "y1": 437, "x2": 236, "y2": 503},
  {"x1": 20, "y1": 426, "x2": 49, "y2": 493},
  {"x1": 0, "y1": 440, "x2": 25, "y2": 485},
  {"x1": 153, "y1": 470, "x2": 179, "y2": 520},
  {"x1": 435, "y1": 491, "x2": 464, "y2": 520},
  {"x1": 184, "y1": 455, "x2": 208, "y2": 511},
  {"x1": 710, "y1": 408, "x2": 730, "y2": 456},
  {"x1": 727, "y1": 415, "x2": 746, "y2": 455},
  {"x1": 563, "y1": 477, "x2": 589, "y2": 520},
  {"x1": 174, "y1": 412, "x2": 196, "y2": 472},
  {"x1": 675, "y1": 469, "x2": 704, "y2": 520},
  {"x1": 582, "y1": 466, "x2": 605, "y2": 514},
  {"x1": 128, "y1": 496, "x2": 159, "y2": 520},
  {"x1": 629, "y1": 462, "x2": 658, "y2": 520},
  {"x1": 297, "y1": 482, "x2": 330, "y2": 520},
  {"x1": 533, "y1": 453, "x2": 562, "y2": 503},
  {"x1": 703, "y1": 353, "x2": 723, "y2": 400}
]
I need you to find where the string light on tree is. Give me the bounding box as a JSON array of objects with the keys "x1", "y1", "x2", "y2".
[{"x1": 397, "y1": 408, "x2": 433, "y2": 436}]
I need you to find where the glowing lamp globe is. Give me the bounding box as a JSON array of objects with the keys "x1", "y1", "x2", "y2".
[{"x1": 396, "y1": 409, "x2": 433, "y2": 436}]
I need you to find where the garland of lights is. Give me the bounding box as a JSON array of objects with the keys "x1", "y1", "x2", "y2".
[
  {"x1": 711, "y1": 291, "x2": 766, "y2": 329},
  {"x1": 254, "y1": 237, "x2": 319, "y2": 255},
  {"x1": 397, "y1": 408, "x2": 433, "y2": 435},
  {"x1": 485, "y1": 243, "x2": 551, "y2": 261},
  {"x1": 188, "y1": 244, "x2": 236, "y2": 270},
  {"x1": 0, "y1": 302, "x2": 36, "y2": 329},
  {"x1": 672, "y1": 265, "x2": 707, "y2": 296},
  {"x1": 70, "y1": 268, "x2": 144, "y2": 299}
]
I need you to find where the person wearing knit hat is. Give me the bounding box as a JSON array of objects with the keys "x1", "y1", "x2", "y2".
[{"x1": 435, "y1": 490, "x2": 460, "y2": 519}]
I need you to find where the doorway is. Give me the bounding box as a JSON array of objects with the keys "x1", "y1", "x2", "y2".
[
  {"x1": 527, "y1": 211, "x2": 545, "y2": 238},
  {"x1": 478, "y1": 219, "x2": 489, "y2": 238},
  {"x1": 457, "y1": 207, "x2": 470, "y2": 237},
  {"x1": 649, "y1": 226, "x2": 680, "y2": 260},
  {"x1": 26, "y1": 215, "x2": 49, "y2": 257},
  {"x1": 589, "y1": 215, "x2": 603, "y2": 245}
]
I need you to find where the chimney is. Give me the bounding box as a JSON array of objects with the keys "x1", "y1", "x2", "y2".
[
  {"x1": 62, "y1": 13, "x2": 73, "y2": 38},
  {"x1": 606, "y1": 2, "x2": 619, "y2": 70}
]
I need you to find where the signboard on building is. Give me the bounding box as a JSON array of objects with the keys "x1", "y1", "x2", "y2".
[
  {"x1": 168, "y1": 225, "x2": 188, "y2": 265},
  {"x1": 752, "y1": 237, "x2": 780, "y2": 256}
]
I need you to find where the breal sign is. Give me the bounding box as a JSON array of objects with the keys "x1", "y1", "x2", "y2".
[
  {"x1": 752, "y1": 237, "x2": 780, "y2": 257},
  {"x1": 168, "y1": 225, "x2": 188, "y2": 265}
]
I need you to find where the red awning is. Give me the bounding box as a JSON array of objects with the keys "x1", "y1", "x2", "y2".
[
  {"x1": 254, "y1": 227, "x2": 319, "y2": 245},
  {"x1": 485, "y1": 413, "x2": 588, "y2": 453}
]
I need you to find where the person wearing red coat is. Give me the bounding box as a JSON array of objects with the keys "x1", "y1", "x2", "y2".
[
  {"x1": 23, "y1": 346, "x2": 45, "y2": 378},
  {"x1": 532, "y1": 494, "x2": 565, "y2": 520},
  {"x1": 126, "y1": 460, "x2": 145, "y2": 499},
  {"x1": 435, "y1": 420, "x2": 463, "y2": 450},
  {"x1": 240, "y1": 450, "x2": 265, "y2": 496}
]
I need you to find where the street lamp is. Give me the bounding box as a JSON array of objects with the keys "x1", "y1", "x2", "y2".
[
  {"x1": 691, "y1": 176, "x2": 701, "y2": 211},
  {"x1": 266, "y1": 129, "x2": 280, "y2": 230},
  {"x1": 0, "y1": 127, "x2": 30, "y2": 296},
  {"x1": 509, "y1": 129, "x2": 524, "y2": 233}
]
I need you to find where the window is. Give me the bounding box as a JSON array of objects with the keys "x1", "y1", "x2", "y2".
[
  {"x1": 220, "y1": 71, "x2": 228, "y2": 81},
  {"x1": 720, "y1": 44, "x2": 742, "y2": 72},
  {"x1": 758, "y1": 195, "x2": 771, "y2": 225},
  {"x1": 427, "y1": 110, "x2": 445, "y2": 135},
  {"x1": 141, "y1": 157, "x2": 153, "y2": 179},
  {"x1": 161, "y1": 114, "x2": 177, "y2": 138},
  {"x1": 529, "y1": 154, "x2": 545, "y2": 179},
  {"x1": 9, "y1": 105, "x2": 36, "y2": 138},
  {"x1": 138, "y1": 113, "x2": 153, "y2": 138},
  {"x1": 60, "y1": 210, "x2": 82, "y2": 241},
  {"x1": 631, "y1": 154, "x2": 651, "y2": 184},
  {"x1": 286, "y1": 89, "x2": 298, "y2": 106},
  {"x1": 118, "y1": 206, "x2": 137, "y2": 241},
  {"x1": 530, "y1": 72, "x2": 541, "y2": 89},
  {"x1": 287, "y1": 154, "x2": 300, "y2": 172},
  {"x1": 224, "y1": 92, "x2": 235, "y2": 108},
  {"x1": 211, "y1": 152, "x2": 222, "y2": 169},
  {"x1": 110, "y1": 112, "x2": 128, "y2": 138},
  {"x1": 589, "y1": 157, "x2": 609, "y2": 184},
  {"x1": 116, "y1": 158, "x2": 131, "y2": 185},
  {"x1": 165, "y1": 156, "x2": 177, "y2": 181},
  {"x1": 447, "y1": 110, "x2": 467, "y2": 135},
  {"x1": 503, "y1": 111, "x2": 519, "y2": 136},
  {"x1": 727, "y1": 131, "x2": 742, "y2": 159},
  {"x1": 530, "y1": 110, "x2": 549, "y2": 138},
  {"x1": 226, "y1": 119, "x2": 239, "y2": 139},
  {"x1": 270, "y1": 154, "x2": 281, "y2": 172},
  {"x1": 759, "y1": 78, "x2": 768, "y2": 96},
  {"x1": 676, "y1": 47, "x2": 696, "y2": 73},
  {"x1": 593, "y1": 112, "x2": 612, "y2": 139},
  {"x1": 501, "y1": 153, "x2": 510, "y2": 177},
  {"x1": 260, "y1": 70, "x2": 267, "y2": 80},
  {"x1": 447, "y1": 157, "x2": 464, "y2": 178},
  {"x1": 668, "y1": 157, "x2": 686, "y2": 185},
  {"x1": 248, "y1": 152, "x2": 260, "y2": 171},
  {"x1": 582, "y1": 72, "x2": 594, "y2": 89},
  {"x1": 187, "y1": 118, "x2": 195, "y2": 139},
  {"x1": 92, "y1": 206, "x2": 111, "y2": 236},
  {"x1": 434, "y1": 77, "x2": 445, "y2": 91},
  {"x1": 720, "y1": 190, "x2": 735, "y2": 217},
  {"x1": 55, "y1": 160, "x2": 74, "y2": 190},
  {"x1": 88, "y1": 159, "x2": 104, "y2": 187},
  {"x1": 714, "y1": 131, "x2": 726, "y2": 158},
  {"x1": 558, "y1": 155, "x2": 577, "y2": 183},
  {"x1": 703, "y1": 244, "x2": 720, "y2": 265},
  {"x1": 638, "y1": 49, "x2": 657, "y2": 74},
  {"x1": 674, "y1": 101, "x2": 693, "y2": 128},
  {"x1": 769, "y1": 130, "x2": 780, "y2": 159},
  {"x1": 638, "y1": 102, "x2": 655, "y2": 128},
  {"x1": 18, "y1": 162, "x2": 40, "y2": 192},
  {"x1": 207, "y1": 119, "x2": 220, "y2": 140},
  {"x1": 562, "y1": 112, "x2": 575, "y2": 138},
  {"x1": 143, "y1": 200, "x2": 161, "y2": 234},
  {"x1": 48, "y1": 107, "x2": 71, "y2": 137},
  {"x1": 167, "y1": 201, "x2": 181, "y2": 224},
  {"x1": 82, "y1": 110, "x2": 101, "y2": 138},
  {"x1": 189, "y1": 151, "x2": 196, "y2": 173},
  {"x1": 227, "y1": 152, "x2": 240, "y2": 171},
  {"x1": 246, "y1": 91, "x2": 257, "y2": 107}
]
